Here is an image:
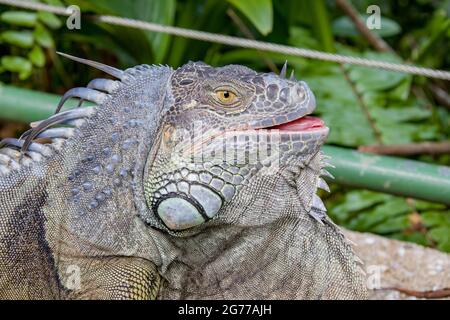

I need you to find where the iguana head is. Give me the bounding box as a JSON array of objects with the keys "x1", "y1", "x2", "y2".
[{"x1": 142, "y1": 62, "x2": 329, "y2": 233}]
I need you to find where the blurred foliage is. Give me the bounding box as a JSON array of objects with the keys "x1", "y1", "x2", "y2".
[
  {"x1": 227, "y1": 0, "x2": 273, "y2": 35},
  {"x1": 0, "y1": 0, "x2": 62, "y2": 80},
  {"x1": 323, "y1": 187, "x2": 450, "y2": 252},
  {"x1": 0, "y1": 0, "x2": 449, "y2": 251}
]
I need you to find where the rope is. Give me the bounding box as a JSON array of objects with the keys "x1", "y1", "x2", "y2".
[{"x1": 1, "y1": 0, "x2": 449, "y2": 80}]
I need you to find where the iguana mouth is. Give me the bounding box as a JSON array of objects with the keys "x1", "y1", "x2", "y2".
[
  {"x1": 238, "y1": 114, "x2": 328, "y2": 135},
  {"x1": 266, "y1": 116, "x2": 326, "y2": 132}
]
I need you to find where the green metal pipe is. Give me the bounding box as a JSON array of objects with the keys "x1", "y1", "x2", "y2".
[
  {"x1": 0, "y1": 84, "x2": 76, "y2": 123},
  {"x1": 323, "y1": 145, "x2": 450, "y2": 205},
  {"x1": 0, "y1": 85, "x2": 449, "y2": 205}
]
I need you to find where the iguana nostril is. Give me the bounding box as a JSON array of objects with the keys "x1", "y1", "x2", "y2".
[
  {"x1": 296, "y1": 86, "x2": 306, "y2": 101},
  {"x1": 279, "y1": 87, "x2": 290, "y2": 103}
]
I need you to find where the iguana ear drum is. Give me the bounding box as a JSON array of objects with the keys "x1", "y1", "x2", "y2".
[
  {"x1": 154, "y1": 185, "x2": 223, "y2": 231},
  {"x1": 156, "y1": 195, "x2": 205, "y2": 230}
]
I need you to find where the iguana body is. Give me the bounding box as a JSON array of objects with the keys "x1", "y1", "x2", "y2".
[{"x1": 0, "y1": 56, "x2": 367, "y2": 299}]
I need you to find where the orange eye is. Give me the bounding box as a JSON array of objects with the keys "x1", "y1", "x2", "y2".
[{"x1": 215, "y1": 90, "x2": 237, "y2": 105}]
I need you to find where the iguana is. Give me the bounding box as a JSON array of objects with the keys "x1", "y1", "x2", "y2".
[{"x1": 0, "y1": 55, "x2": 367, "y2": 299}]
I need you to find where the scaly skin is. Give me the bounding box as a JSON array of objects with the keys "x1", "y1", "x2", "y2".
[{"x1": 0, "y1": 57, "x2": 367, "y2": 299}]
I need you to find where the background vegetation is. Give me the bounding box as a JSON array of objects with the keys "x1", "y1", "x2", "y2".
[{"x1": 0, "y1": 0, "x2": 449, "y2": 251}]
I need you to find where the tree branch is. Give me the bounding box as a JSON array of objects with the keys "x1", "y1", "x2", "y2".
[
  {"x1": 358, "y1": 141, "x2": 450, "y2": 156},
  {"x1": 376, "y1": 287, "x2": 450, "y2": 299}
]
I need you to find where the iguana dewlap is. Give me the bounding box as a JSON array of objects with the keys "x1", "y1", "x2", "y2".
[{"x1": 0, "y1": 55, "x2": 367, "y2": 299}]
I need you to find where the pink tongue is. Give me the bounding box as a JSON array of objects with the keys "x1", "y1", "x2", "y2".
[{"x1": 271, "y1": 116, "x2": 325, "y2": 131}]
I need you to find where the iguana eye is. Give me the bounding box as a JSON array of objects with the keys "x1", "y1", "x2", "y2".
[{"x1": 215, "y1": 89, "x2": 238, "y2": 105}]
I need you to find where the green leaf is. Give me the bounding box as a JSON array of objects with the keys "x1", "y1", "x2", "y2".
[
  {"x1": 370, "y1": 215, "x2": 410, "y2": 234},
  {"x1": 332, "y1": 14, "x2": 401, "y2": 38},
  {"x1": 329, "y1": 190, "x2": 391, "y2": 222},
  {"x1": 350, "y1": 67, "x2": 406, "y2": 92},
  {"x1": 421, "y1": 211, "x2": 450, "y2": 228},
  {"x1": 0, "y1": 30, "x2": 34, "y2": 48},
  {"x1": 1, "y1": 11, "x2": 37, "y2": 27},
  {"x1": 429, "y1": 226, "x2": 450, "y2": 252},
  {"x1": 227, "y1": 0, "x2": 273, "y2": 35},
  {"x1": 1, "y1": 55, "x2": 32, "y2": 79},
  {"x1": 388, "y1": 77, "x2": 412, "y2": 101},
  {"x1": 33, "y1": 24, "x2": 54, "y2": 48},
  {"x1": 371, "y1": 105, "x2": 431, "y2": 123},
  {"x1": 413, "y1": 11, "x2": 450, "y2": 64},
  {"x1": 413, "y1": 200, "x2": 446, "y2": 211},
  {"x1": 37, "y1": 11, "x2": 62, "y2": 29},
  {"x1": 348, "y1": 52, "x2": 408, "y2": 91},
  {"x1": 289, "y1": 27, "x2": 320, "y2": 50},
  {"x1": 308, "y1": 0, "x2": 335, "y2": 52},
  {"x1": 28, "y1": 45, "x2": 46, "y2": 67},
  {"x1": 347, "y1": 198, "x2": 410, "y2": 231}
]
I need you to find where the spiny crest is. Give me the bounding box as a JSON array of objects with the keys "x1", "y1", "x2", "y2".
[
  {"x1": 56, "y1": 52, "x2": 124, "y2": 80},
  {"x1": 309, "y1": 166, "x2": 368, "y2": 292},
  {"x1": 0, "y1": 53, "x2": 129, "y2": 177},
  {"x1": 307, "y1": 152, "x2": 334, "y2": 224},
  {"x1": 280, "y1": 61, "x2": 288, "y2": 78},
  {"x1": 279, "y1": 60, "x2": 297, "y2": 81}
]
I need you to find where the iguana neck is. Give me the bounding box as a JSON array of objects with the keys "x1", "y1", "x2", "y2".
[{"x1": 152, "y1": 153, "x2": 341, "y2": 298}]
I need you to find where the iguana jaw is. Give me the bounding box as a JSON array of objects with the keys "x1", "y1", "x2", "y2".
[
  {"x1": 226, "y1": 115, "x2": 329, "y2": 143},
  {"x1": 267, "y1": 115, "x2": 326, "y2": 132},
  {"x1": 252, "y1": 115, "x2": 330, "y2": 145}
]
